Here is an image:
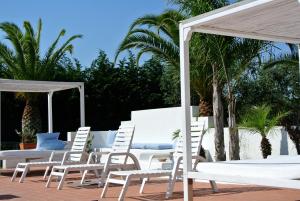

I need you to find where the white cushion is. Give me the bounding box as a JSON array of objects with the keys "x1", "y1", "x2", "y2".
[
  {"x1": 0, "y1": 150, "x2": 53, "y2": 160},
  {"x1": 197, "y1": 156, "x2": 300, "y2": 180}
]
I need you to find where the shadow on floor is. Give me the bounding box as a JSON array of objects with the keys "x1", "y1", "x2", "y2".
[
  {"x1": 128, "y1": 186, "x2": 276, "y2": 201},
  {"x1": 0, "y1": 194, "x2": 20, "y2": 200}
]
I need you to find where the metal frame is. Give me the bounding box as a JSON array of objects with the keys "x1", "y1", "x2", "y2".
[
  {"x1": 0, "y1": 79, "x2": 85, "y2": 150},
  {"x1": 179, "y1": 0, "x2": 300, "y2": 200}
]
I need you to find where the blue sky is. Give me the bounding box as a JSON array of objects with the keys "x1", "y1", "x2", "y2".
[
  {"x1": 0, "y1": 0, "x2": 290, "y2": 68},
  {"x1": 0, "y1": 0, "x2": 172, "y2": 67}
]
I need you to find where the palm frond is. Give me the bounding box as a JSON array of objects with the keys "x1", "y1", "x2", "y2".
[
  {"x1": 36, "y1": 19, "x2": 42, "y2": 50},
  {"x1": 44, "y1": 29, "x2": 66, "y2": 62},
  {"x1": 45, "y1": 34, "x2": 82, "y2": 68},
  {"x1": 115, "y1": 28, "x2": 179, "y2": 67},
  {"x1": 0, "y1": 22, "x2": 26, "y2": 74},
  {"x1": 239, "y1": 104, "x2": 287, "y2": 137}
]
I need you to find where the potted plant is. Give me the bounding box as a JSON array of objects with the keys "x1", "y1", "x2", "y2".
[
  {"x1": 16, "y1": 128, "x2": 37, "y2": 150},
  {"x1": 239, "y1": 104, "x2": 289, "y2": 158}
]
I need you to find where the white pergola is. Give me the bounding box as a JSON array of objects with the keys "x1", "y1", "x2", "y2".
[
  {"x1": 0, "y1": 79, "x2": 85, "y2": 150},
  {"x1": 179, "y1": 0, "x2": 300, "y2": 200}
]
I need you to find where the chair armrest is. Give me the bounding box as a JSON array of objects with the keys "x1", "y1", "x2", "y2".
[
  {"x1": 193, "y1": 155, "x2": 209, "y2": 170},
  {"x1": 105, "y1": 152, "x2": 141, "y2": 170},
  {"x1": 172, "y1": 155, "x2": 207, "y2": 171}
]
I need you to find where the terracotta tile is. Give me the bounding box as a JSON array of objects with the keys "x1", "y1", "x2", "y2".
[{"x1": 1, "y1": 169, "x2": 300, "y2": 201}]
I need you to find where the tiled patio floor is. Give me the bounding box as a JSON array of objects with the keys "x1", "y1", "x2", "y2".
[{"x1": 1, "y1": 169, "x2": 300, "y2": 201}]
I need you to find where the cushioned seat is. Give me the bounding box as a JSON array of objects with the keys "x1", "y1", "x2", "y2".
[
  {"x1": 196, "y1": 156, "x2": 300, "y2": 180},
  {"x1": 0, "y1": 150, "x2": 53, "y2": 160}
]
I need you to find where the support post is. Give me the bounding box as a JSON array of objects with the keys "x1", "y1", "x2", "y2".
[
  {"x1": 48, "y1": 92, "x2": 53, "y2": 133},
  {"x1": 180, "y1": 24, "x2": 193, "y2": 201},
  {"x1": 79, "y1": 85, "x2": 85, "y2": 127}
]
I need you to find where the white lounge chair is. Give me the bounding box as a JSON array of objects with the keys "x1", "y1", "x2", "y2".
[
  {"x1": 45, "y1": 123, "x2": 139, "y2": 190},
  {"x1": 11, "y1": 127, "x2": 91, "y2": 183},
  {"x1": 101, "y1": 121, "x2": 217, "y2": 201}
]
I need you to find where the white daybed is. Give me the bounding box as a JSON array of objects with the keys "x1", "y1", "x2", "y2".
[
  {"x1": 0, "y1": 150, "x2": 53, "y2": 161},
  {"x1": 0, "y1": 150, "x2": 58, "y2": 169},
  {"x1": 193, "y1": 156, "x2": 300, "y2": 189},
  {"x1": 179, "y1": 0, "x2": 300, "y2": 200},
  {"x1": 0, "y1": 142, "x2": 73, "y2": 169}
]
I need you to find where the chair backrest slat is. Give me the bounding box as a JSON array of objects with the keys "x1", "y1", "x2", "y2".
[
  {"x1": 110, "y1": 124, "x2": 135, "y2": 163},
  {"x1": 173, "y1": 121, "x2": 206, "y2": 168},
  {"x1": 70, "y1": 127, "x2": 91, "y2": 162}
]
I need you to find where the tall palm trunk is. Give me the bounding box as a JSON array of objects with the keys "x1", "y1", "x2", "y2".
[
  {"x1": 228, "y1": 94, "x2": 240, "y2": 160},
  {"x1": 212, "y1": 64, "x2": 226, "y2": 161},
  {"x1": 199, "y1": 97, "x2": 212, "y2": 116},
  {"x1": 285, "y1": 126, "x2": 300, "y2": 154},
  {"x1": 22, "y1": 99, "x2": 42, "y2": 139}
]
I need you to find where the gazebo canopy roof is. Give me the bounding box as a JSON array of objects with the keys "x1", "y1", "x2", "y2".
[
  {"x1": 0, "y1": 79, "x2": 83, "y2": 93},
  {"x1": 181, "y1": 0, "x2": 300, "y2": 44}
]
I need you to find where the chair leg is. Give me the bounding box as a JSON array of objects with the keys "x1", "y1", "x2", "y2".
[
  {"x1": 118, "y1": 175, "x2": 131, "y2": 201},
  {"x1": 209, "y1": 180, "x2": 218, "y2": 193},
  {"x1": 43, "y1": 166, "x2": 51, "y2": 180},
  {"x1": 80, "y1": 170, "x2": 88, "y2": 184},
  {"x1": 57, "y1": 169, "x2": 68, "y2": 190},
  {"x1": 139, "y1": 178, "x2": 147, "y2": 194},
  {"x1": 19, "y1": 165, "x2": 29, "y2": 183},
  {"x1": 94, "y1": 169, "x2": 100, "y2": 178},
  {"x1": 100, "y1": 173, "x2": 112, "y2": 198},
  {"x1": 45, "y1": 170, "x2": 54, "y2": 188},
  {"x1": 11, "y1": 166, "x2": 20, "y2": 182},
  {"x1": 165, "y1": 174, "x2": 176, "y2": 199},
  {"x1": 99, "y1": 169, "x2": 108, "y2": 187}
]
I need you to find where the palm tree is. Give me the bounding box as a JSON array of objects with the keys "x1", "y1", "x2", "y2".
[
  {"x1": 0, "y1": 19, "x2": 82, "y2": 137},
  {"x1": 115, "y1": 10, "x2": 214, "y2": 116},
  {"x1": 263, "y1": 43, "x2": 300, "y2": 154},
  {"x1": 169, "y1": 0, "x2": 230, "y2": 161},
  {"x1": 208, "y1": 36, "x2": 267, "y2": 160},
  {"x1": 239, "y1": 104, "x2": 288, "y2": 158},
  {"x1": 116, "y1": 4, "x2": 228, "y2": 160},
  {"x1": 171, "y1": 0, "x2": 269, "y2": 160},
  {"x1": 117, "y1": 0, "x2": 266, "y2": 161}
]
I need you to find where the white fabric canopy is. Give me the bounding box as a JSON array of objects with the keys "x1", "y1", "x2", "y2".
[
  {"x1": 181, "y1": 0, "x2": 300, "y2": 44},
  {"x1": 179, "y1": 0, "x2": 300, "y2": 200},
  {"x1": 0, "y1": 79, "x2": 86, "y2": 150},
  {"x1": 0, "y1": 79, "x2": 83, "y2": 93}
]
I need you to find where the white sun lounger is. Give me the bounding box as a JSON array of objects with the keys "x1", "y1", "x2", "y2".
[
  {"x1": 46, "y1": 124, "x2": 138, "y2": 190},
  {"x1": 101, "y1": 121, "x2": 217, "y2": 201},
  {"x1": 190, "y1": 156, "x2": 300, "y2": 191},
  {"x1": 11, "y1": 127, "x2": 91, "y2": 183}
]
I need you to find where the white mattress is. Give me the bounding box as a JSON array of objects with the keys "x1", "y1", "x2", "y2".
[
  {"x1": 0, "y1": 149, "x2": 53, "y2": 160},
  {"x1": 197, "y1": 156, "x2": 300, "y2": 180}
]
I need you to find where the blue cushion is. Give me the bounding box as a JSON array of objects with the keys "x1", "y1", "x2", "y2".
[
  {"x1": 131, "y1": 143, "x2": 146, "y2": 149},
  {"x1": 38, "y1": 140, "x2": 66, "y2": 150},
  {"x1": 131, "y1": 143, "x2": 173, "y2": 150},
  {"x1": 36, "y1": 132, "x2": 60, "y2": 150},
  {"x1": 106, "y1": 130, "x2": 117, "y2": 148},
  {"x1": 145, "y1": 143, "x2": 173, "y2": 150}
]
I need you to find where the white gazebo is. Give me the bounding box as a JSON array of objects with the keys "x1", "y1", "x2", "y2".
[
  {"x1": 179, "y1": 0, "x2": 300, "y2": 200},
  {"x1": 0, "y1": 79, "x2": 85, "y2": 150}
]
